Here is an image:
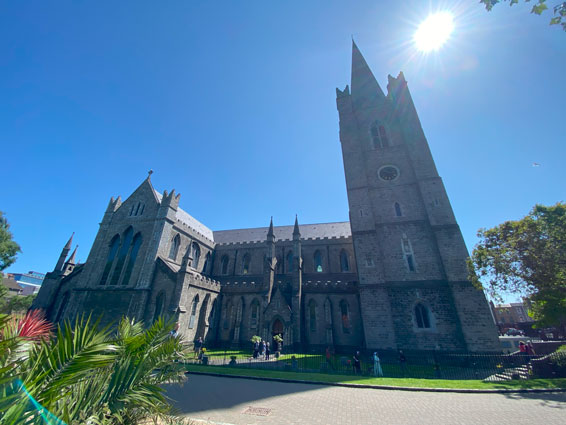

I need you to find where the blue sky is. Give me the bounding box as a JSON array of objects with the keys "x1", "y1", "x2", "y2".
[{"x1": 2, "y1": 1, "x2": 565, "y2": 294}]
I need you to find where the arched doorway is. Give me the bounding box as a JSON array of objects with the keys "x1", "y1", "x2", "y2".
[{"x1": 272, "y1": 319, "x2": 284, "y2": 349}]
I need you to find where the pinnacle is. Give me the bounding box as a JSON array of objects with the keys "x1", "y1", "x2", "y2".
[{"x1": 64, "y1": 233, "x2": 74, "y2": 250}]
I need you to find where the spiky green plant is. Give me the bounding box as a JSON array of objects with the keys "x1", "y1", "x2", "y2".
[{"x1": 0, "y1": 313, "x2": 189, "y2": 425}]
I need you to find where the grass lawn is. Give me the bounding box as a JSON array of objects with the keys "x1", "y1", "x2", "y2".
[{"x1": 184, "y1": 364, "x2": 566, "y2": 390}]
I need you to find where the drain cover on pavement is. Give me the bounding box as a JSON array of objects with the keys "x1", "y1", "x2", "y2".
[{"x1": 242, "y1": 406, "x2": 272, "y2": 416}]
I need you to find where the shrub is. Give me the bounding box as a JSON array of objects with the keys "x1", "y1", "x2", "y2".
[
  {"x1": 0, "y1": 313, "x2": 189, "y2": 424},
  {"x1": 531, "y1": 346, "x2": 566, "y2": 378}
]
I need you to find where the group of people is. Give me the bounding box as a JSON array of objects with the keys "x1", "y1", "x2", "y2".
[
  {"x1": 350, "y1": 350, "x2": 385, "y2": 377},
  {"x1": 253, "y1": 339, "x2": 271, "y2": 360}
]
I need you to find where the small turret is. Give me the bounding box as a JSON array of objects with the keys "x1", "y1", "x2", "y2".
[
  {"x1": 63, "y1": 245, "x2": 78, "y2": 276},
  {"x1": 290, "y1": 215, "x2": 303, "y2": 347},
  {"x1": 158, "y1": 189, "x2": 181, "y2": 220},
  {"x1": 180, "y1": 244, "x2": 193, "y2": 272},
  {"x1": 293, "y1": 215, "x2": 301, "y2": 264},
  {"x1": 293, "y1": 215, "x2": 300, "y2": 240},
  {"x1": 267, "y1": 216, "x2": 275, "y2": 241},
  {"x1": 54, "y1": 233, "x2": 74, "y2": 272}
]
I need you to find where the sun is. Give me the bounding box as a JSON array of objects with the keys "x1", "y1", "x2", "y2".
[{"x1": 414, "y1": 12, "x2": 454, "y2": 52}]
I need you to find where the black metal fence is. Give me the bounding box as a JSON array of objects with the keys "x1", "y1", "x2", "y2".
[{"x1": 188, "y1": 347, "x2": 566, "y2": 380}]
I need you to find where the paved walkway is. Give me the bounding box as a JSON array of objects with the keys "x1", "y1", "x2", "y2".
[{"x1": 164, "y1": 374, "x2": 566, "y2": 425}]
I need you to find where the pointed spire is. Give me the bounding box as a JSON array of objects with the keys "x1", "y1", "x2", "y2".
[
  {"x1": 66, "y1": 245, "x2": 78, "y2": 265},
  {"x1": 267, "y1": 216, "x2": 274, "y2": 238},
  {"x1": 351, "y1": 40, "x2": 385, "y2": 102},
  {"x1": 55, "y1": 233, "x2": 74, "y2": 272},
  {"x1": 293, "y1": 215, "x2": 300, "y2": 238},
  {"x1": 64, "y1": 233, "x2": 74, "y2": 250}
]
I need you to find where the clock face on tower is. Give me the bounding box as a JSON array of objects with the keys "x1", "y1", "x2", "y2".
[{"x1": 378, "y1": 165, "x2": 400, "y2": 181}]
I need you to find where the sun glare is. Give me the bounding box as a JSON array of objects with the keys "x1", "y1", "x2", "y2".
[{"x1": 414, "y1": 12, "x2": 454, "y2": 52}]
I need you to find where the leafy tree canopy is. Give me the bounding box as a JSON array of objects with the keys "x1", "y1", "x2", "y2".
[
  {"x1": 481, "y1": 0, "x2": 566, "y2": 31},
  {"x1": 469, "y1": 202, "x2": 566, "y2": 331},
  {"x1": 0, "y1": 211, "x2": 21, "y2": 274},
  {"x1": 0, "y1": 285, "x2": 36, "y2": 315}
]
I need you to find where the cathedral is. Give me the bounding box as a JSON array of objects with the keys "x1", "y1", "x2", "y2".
[{"x1": 33, "y1": 42, "x2": 500, "y2": 352}]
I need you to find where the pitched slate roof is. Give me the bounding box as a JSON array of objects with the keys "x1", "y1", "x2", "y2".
[
  {"x1": 213, "y1": 222, "x2": 351, "y2": 244},
  {"x1": 155, "y1": 191, "x2": 214, "y2": 241}
]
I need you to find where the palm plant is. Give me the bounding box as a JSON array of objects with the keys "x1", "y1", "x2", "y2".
[{"x1": 0, "y1": 312, "x2": 189, "y2": 425}]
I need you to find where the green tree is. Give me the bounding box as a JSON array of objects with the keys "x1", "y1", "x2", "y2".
[
  {"x1": 0, "y1": 211, "x2": 21, "y2": 277},
  {"x1": 469, "y1": 202, "x2": 566, "y2": 334},
  {"x1": 481, "y1": 1, "x2": 566, "y2": 31},
  {"x1": 0, "y1": 285, "x2": 36, "y2": 315}
]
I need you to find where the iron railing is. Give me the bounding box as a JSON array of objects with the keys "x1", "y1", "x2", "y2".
[{"x1": 187, "y1": 347, "x2": 566, "y2": 380}]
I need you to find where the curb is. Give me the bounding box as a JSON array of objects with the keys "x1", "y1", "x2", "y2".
[{"x1": 185, "y1": 370, "x2": 566, "y2": 394}]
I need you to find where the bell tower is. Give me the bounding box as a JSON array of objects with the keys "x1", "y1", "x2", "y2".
[{"x1": 336, "y1": 41, "x2": 499, "y2": 352}]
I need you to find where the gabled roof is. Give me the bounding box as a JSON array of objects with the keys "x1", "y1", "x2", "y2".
[{"x1": 213, "y1": 222, "x2": 351, "y2": 244}]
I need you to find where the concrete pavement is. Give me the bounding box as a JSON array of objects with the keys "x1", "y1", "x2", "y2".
[{"x1": 163, "y1": 374, "x2": 566, "y2": 425}]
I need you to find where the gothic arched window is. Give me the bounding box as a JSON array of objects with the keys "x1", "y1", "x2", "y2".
[
  {"x1": 276, "y1": 257, "x2": 283, "y2": 274},
  {"x1": 340, "y1": 250, "x2": 350, "y2": 272},
  {"x1": 314, "y1": 250, "x2": 323, "y2": 273},
  {"x1": 203, "y1": 252, "x2": 211, "y2": 274},
  {"x1": 189, "y1": 295, "x2": 199, "y2": 329},
  {"x1": 153, "y1": 291, "x2": 165, "y2": 323},
  {"x1": 340, "y1": 299, "x2": 350, "y2": 334},
  {"x1": 401, "y1": 234, "x2": 416, "y2": 272},
  {"x1": 415, "y1": 303, "x2": 431, "y2": 329},
  {"x1": 241, "y1": 253, "x2": 251, "y2": 275},
  {"x1": 208, "y1": 299, "x2": 217, "y2": 330},
  {"x1": 220, "y1": 255, "x2": 229, "y2": 275},
  {"x1": 223, "y1": 301, "x2": 231, "y2": 329},
  {"x1": 122, "y1": 232, "x2": 142, "y2": 286},
  {"x1": 192, "y1": 242, "x2": 201, "y2": 269},
  {"x1": 370, "y1": 121, "x2": 389, "y2": 149},
  {"x1": 287, "y1": 251, "x2": 294, "y2": 273},
  {"x1": 250, "y1": 298, "x2": 259, "y2": 329},
  {"x1": 100, "y1": 234, "x2": 120, "y2": 285},
  {"x1": 110, "y1": 227, "x2": 133, "y2": 285},
  {"x1": 394, "y1": 202, "x2": 402, "y2": 217},
  {"x1": 324, "y1": 298, "x2": 333, "y2": 344},
  {"x1": 169, "y1": 234, "x2": 180, "y2": 261},
  {"x1": 309, "y1": 299, "x2": 317, "y2": 333}
]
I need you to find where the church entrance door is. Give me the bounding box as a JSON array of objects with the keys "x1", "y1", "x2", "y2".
[{"x1": 272, "y1": 319, "x2": 284, "y2": 350}]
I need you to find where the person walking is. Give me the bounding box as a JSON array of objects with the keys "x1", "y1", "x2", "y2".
[
  {"x1": 260, "y1": 340, "x2": 266, "y2": 359},
  {"x1": 353, "y1": 351, "x2": 361, "y2": 375},
  {"x1": 170, "y1": 323, "x2": 179, "y2": 338},
  {"x1": 399, "y1": 350, "x2": 407, "y2": 376},
  {"x1": 253, "y1": 340, "x2": 259, "y2": 359},
  {"x1": 325, "y1": 346, "x2": 334, "y2": 370},
  {"x1": 519, "y1": 341, "x2": 527, "y2": 355},
  {"x1": 526, "y1": 342, "x2": 536, "y2": 356},
  {"x1": 194, "y1": 337, "x2": 203, "y2": 359},
  {"x1": 372, "y1": 352, "x2": 383, "y2": 377},
  {"x1": 265, "y1": 342, "x2": 271, "y2": 360}
]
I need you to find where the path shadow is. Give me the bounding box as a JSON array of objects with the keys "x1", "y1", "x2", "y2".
[
  {"x1": 501, "y1": 391, "x2": 566, "y2": 409},
  {"x1": 163, "y1": 374, "x2": 327, "y2": 415}
]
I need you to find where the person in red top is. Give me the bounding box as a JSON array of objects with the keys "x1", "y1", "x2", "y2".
[{"x1": 519, "y1": 341, "x2": 527, "y2": 355}]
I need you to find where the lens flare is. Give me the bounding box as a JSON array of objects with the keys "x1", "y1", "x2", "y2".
[{"x1": 414, "y1": 12, "x2": 454, "y2": 52}]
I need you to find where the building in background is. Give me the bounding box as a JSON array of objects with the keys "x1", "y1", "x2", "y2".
[
  {"x1": 7, "y1": 271, "x2": 45, "y2": 295},
  {"x1": 491, "y1": 301, "x2": 535, "y2": 335},
  {"x1": 1, "y1": 275, "x2": 24, "y2": 296}
]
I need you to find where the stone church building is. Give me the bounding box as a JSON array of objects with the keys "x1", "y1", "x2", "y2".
[{"x1": 33, "y1": 42, "x2": 500, "y2": 352}]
